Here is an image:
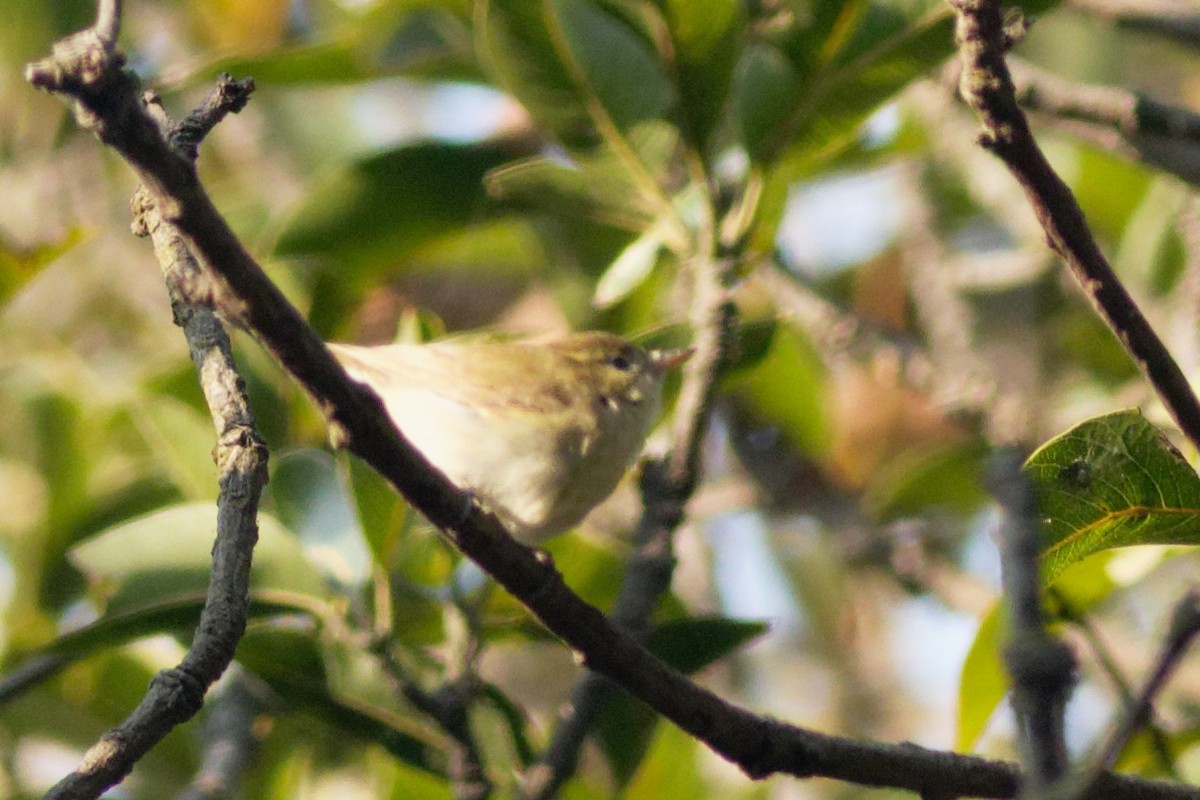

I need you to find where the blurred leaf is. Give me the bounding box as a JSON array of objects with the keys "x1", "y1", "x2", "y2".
[
  {"x1": 188, "y1": 0, "x2": 292, "y2": 52},
  {"x1": 648, "y1": 616, "x2": 768, "y2": 673},
  {"x1": 237, "y1": 625, "x2": 442, "y2": 775},
  {"x1": 28, "y1": 393, "x2": 90, "y2": 614},
  {"x1": 192, "y1": 6, "x2": 478, "y2": 85},
  {"x1": 131, "y1": 395, "x2": 219, "y2": 501},
  {"x1": 593, "y1": 220, "x2": 667, "y2": 308},
  {"x1": 1113, "y1": 177, "x2": 1188, "y2": 296},
  {"x1": 196, "y1": 40, "x2": 377, "y2": 85},
  {"x1": 70, "y1": 502, "x2": 328, "y2": 615},
  {"x1": 725, "y1": 324, "x2": 829, "y2": 457},
  {"x1": 595, "y1": 616, "x2": 766, "y2": 786},
  {"x1": 270, "y1": 449, "x2": 367, "y2": 584},
  {"x1": 865, "y1": 440, "x2": 990, "y2": 523},
  {"x1": 1070, "y1": 144, "x2": 1152, "y2": 245},
  {"x1": 477, "y1": 0, "x2": 674, "y2": 147},
  {"x1": 735, "y1": 42, "x2": 801, "y2": 164},
  {"x1": 555, "y1": 0, "x2": 675, "y2": 129},
  {"x1": 1023, "y1": 409, "x2": 1200, "y2": 585},
  {"x1": 726, "y1": 317, "x2": 778, "y2": 374},
  {"x1": 0, "y1": 227, "x2": 87, "y2": 306},
  {"x1": 657, "y1": 0, "x2": 744, "y2": 151},
  {"x1": 31, "y1": 392, "x2": 88, "y2": 537},
  {"x1": 738, "y1": 2, "x2": 950, "y2": 165},
  {"x1": 955, "y1": 602, "x2": 1007, "y2": 751},
  {"x1": 1054, "y1": 309, "x2": 1138, "y2": 387},
  {"x1": 274, "y1": 140, "x2": 524, "y2": 270},
  {"x1": 0, "y1": 590, "x2": 333, "y2": 705},
  {"x1": 621, "y1": 723, "x2": 703, "y2": 799},
  {"x1": 485, "y1": 150, "x2": 657, "y2": 231},
  {"x1": 346, "y1": 454, "x2": 410, "y2": 571},
  {"x1": 34, "y1": 591, "x2": 328, "y2": 663}
]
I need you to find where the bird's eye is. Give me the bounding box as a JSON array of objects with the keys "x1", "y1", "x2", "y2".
[{"x1": 608, "y1": 353, "x2": 632, "y2": 370}]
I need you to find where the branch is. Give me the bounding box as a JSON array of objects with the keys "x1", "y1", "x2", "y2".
[
  {"x1": 1068, "y1": 0, "x2": 1200, "y2": 50},
  {"x1": 1088, "y1": 591, "x2": 1200, "y2": 782},
  {"x1": 24, "y1": 4, "x2": 1200, "y2": 799},
  {"x1": 989, "y1": 450, "x2": 1076, "y2": 793},
  {"x1": 949, "y1": 0, "x2": 1200, "y2": 454},
  {"x1": 1052, "y1": 590, "x2": 1180, "y2": 779},
  {"x1": 176, "y1": 669, "x2": 273, "y2": 800},
  {"x1": 1007, "y1": 58, "x2": 1200, "y2": 188},
  {"x1": 38, "y1": 62, "x2": 266, "y2": 800}
]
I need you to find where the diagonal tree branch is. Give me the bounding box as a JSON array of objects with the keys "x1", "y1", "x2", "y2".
[{"x1": 949, "y1": 0, "x2": 1200, "y2": 454}]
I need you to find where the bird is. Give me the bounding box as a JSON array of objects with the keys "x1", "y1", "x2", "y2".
[{"x1": 328, "y1": 331, "x2": 692, "y2": 542}]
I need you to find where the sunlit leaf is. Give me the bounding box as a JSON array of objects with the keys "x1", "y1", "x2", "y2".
[
  {"x1": 0, "y1": 227, "x2": 88, "y2": 306},
  {"x1": 593, "y1": 221, "x2": 666, "y2": 308},
  {"x1": 70, "y1": 502, "x2": 328, "y2": 615},
  {"x1": 955, "y1": 602, "x2": 1007, "y2": 752},
  {"x1": 1023, "y1": 409, "x2": 1200, "y2": 585}
]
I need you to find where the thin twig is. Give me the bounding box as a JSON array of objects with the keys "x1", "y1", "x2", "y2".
[
  {"x1": 1052, "y1": 590, "x2": 1180, "y2": 779},
  {"x1": 1088, "y1": 591, "x2": 1200, "y2": 781},
  {"x1": 1006, "y1": 58, "x2": 1200, "y2": 187},
  {"x1": 176, "y1": 669, "x2": 273, "y2": 800},
  {"x1": 949, "y1": 0, "x2": 1200, "y2": 454},
  {"x1": 1068, "y1": 0, "x2": 1200, "y2": 50}
]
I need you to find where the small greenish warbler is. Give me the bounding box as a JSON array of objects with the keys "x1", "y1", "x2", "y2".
[{"x1": 329, "y1": 332, "x2": 692, "y2": 543}]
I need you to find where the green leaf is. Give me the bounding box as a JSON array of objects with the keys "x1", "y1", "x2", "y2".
[
  {"x1": 70, "y1": 502, "x2": 328, "y2": 615},
  {"x1": 0, "y1": 226, "x2": 88, "y2": 306},
  {"x1": 27, "y1": 393, "x2": 90, "y2": 614},
  {"x1": 184, "y1": 4, "x2": 478, "y2": 86},
  {"x1": 273, "y1": 141, "x2": 521, "y2": 270},
  {"x1": 734, "y1": 42, "x2": 800, "y2": 163},
  {"x1": 657, "y1": 0, "x2": 744, "y2": 150},
  {"x1": 484, "y1": 153, "x2": 657, "y2": 231},
  {"x1": 477, "y1": 0, "x2": 674, "y2": 147},
  {"x1": 648, "y1": 616, "x2": 768, "y2": 673},
  {"x1": 237, "y1": 625, "x2": 442, "y2": 775},
  {"x1": 725, "y1": 324, "x2": 829, "y2": 457},
  {"x1": 1023, "y1": 409, "x2": 1200, "y2": 585},
  {"x1": 595, "y1": 616, "x2": 766, "y2": 786},
  {"x1": 865, "y1": 440, "x2": 990, "y2": 523},
  {"x1": 131, "y1": 395, "x2": 219, "y2": 501},
  {"x1": 0, "y1": 590, "x2": 334, "y2": 704},
  {"x1": 955, "y1": 602, "x2": 1007, "y2": 751},
  {"x1": 346, "y1": 454, "x2": 410, "y2": 571},
  {"x1": 592, "y1": 220, "x2": 667, "y2": 308}
]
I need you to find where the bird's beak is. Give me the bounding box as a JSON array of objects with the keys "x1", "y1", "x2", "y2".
[{"x1": 651, "y1": 346, "x2": 695, "y2": 371}]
